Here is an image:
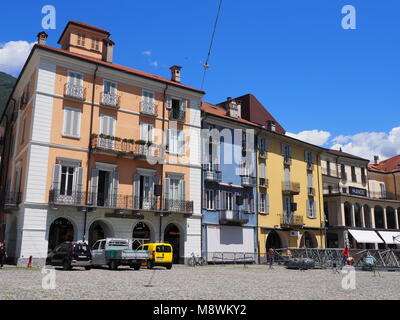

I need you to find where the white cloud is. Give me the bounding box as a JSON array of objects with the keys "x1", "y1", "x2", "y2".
[
  {"x1": 0, "y1": 41, "x2": 35, "y2": 76},
  {"x1": 142, "y1": 50, "x2": 152, "y2": 56},
  {"x1": 286, "y1": 130, "x2": 331, "y2": 146},
  {"x1": 149, "y1": 60, "x2": 159, "y2": 68},
  {"x1": 330, "y1": 127, "x2": 400, "y2": 162}
]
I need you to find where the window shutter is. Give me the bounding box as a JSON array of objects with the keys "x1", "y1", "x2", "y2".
[
  {"x1": 306, "y1": 200, "x2": 310, "y2": 218},
  {"x1": 215, "y1": 190, "x2": 220, "y2": 210},
  {"x1": 266, "y1": 194, "x2": 270, "y2": 214},
  {"x1": 75, "y1": 167, "x2": 84, "y2": 195},
  {"x1": 313, "y1": 201, "x2": 317, "y2": 219},
  {"x1": 164, "y1": 178, "x2": 170, "y2": 200},
  {"x1": 180, "y1": 179, "x2": 186, "y2": 201},
  {"x1": 181, "y1": 99, "x2": 187, "y2": 112},
  {"x1": 64, "y1": 109, "x2": 72, "y2": 136},
  {"x1": 166, "y1": 96, "x2": 172, "y2": 109},
  {"x1": 133, "y1": 174, "x2": 140, "y2": 208},
  {"x1": 178, "y1": 130, "x2": 186, "y2": 155},
  {"x1": 221, "y1": 191, "x2": 226, "y2": 210},
  {"x1": 52, "y1": 164, "x2": 62, "y2": 191},
  {"x1": 90, "y1": 168, "x2": 99, "y2": 205},
  {"x1": 72, "y1": 109, "x2": 80, "y2": 137},
  {"x1": 203, "y1": 190, "x2": 207, "y2": 209}
]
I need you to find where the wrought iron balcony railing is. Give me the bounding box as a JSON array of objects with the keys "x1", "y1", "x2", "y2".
[
  {"x1": 282, "y1": 181, "x2": 301, "y2": 194},
  {"x1": 140, "y1": 101, "x2": 157, "y2": 116},
  {"x1": 64, "y1": 83, "x2": 86, "y2": 100},
  {"x1": 308, "y1": 187, "x2": 315, "y2": 197},
  {"x1": 4, "y1": 192, "x2": 21, "y2": 208},
  {"x1": 219, "y1": 210, "x2": 249, "y2": 225},
  {"x1": 281, "y1": 214, "x2": 304, "y2": 227},
  {"x1": 241, "y1": 176, "x2": 256, "y2": 187},
  {"x1": 203, "y1": 163, "x2": 221, "y2": 182},
  {"x1": 49, "y1": 189, "x2": 192, "y2": 214},
  {"x1": 170, "y1": 109, "x2": 186, "y2": 122},
  {"x1": 284, "y1": 157, "x2": 292, "y2": 166},
  {"x1": 101, "y1": 92, "x2": 120, "y2": 108},
  {"x1": 91, "y1": 136, "x2": 163, "y2": 159},
  {"x1": 164, "y1": 199, "x2": 194, "y2": 214}
]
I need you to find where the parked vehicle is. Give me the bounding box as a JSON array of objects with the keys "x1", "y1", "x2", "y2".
[
  {"x1": 46, "y1": 241, "x2": 92, "y2": 270},
  {"x1": 91, "y1": 238, "x2": 150, "y2": 270},
  {"x1": 138, "y1": 243, "x2": 173, "y2": 269}
]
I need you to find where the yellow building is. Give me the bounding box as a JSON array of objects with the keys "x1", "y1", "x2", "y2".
[{"x1": 257, "y1": 131, "x2": 326, "y2": 256}]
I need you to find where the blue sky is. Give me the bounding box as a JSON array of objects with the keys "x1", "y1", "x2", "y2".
[{"x1": 0, "y1": 0, "x2": 400, "y2": 160}]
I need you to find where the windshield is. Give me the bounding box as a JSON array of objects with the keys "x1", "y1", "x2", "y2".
[{"x1": 74, "y1": 244, "x2": 89, "y2": 252}]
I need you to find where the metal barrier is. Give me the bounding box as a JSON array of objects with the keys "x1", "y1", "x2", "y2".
[{"x1": 205, "y1": 252, "x2": 256, "y2": 264}]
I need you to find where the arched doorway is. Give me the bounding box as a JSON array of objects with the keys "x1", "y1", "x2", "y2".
[
  {"x1": 48, "y1": 218, "x2": 74, "y2": 252},
  {"x1": 300, "y1": 231, "x2": 317, "y2": 248},
  {"x1": 386, "y1": 207, "x2": 396, "y2": 229},
  {"x1": 266, "y1": 230, "x2": 282, "y2": 250},
  {"x1": 364, "y1": 205, "x2": 371, "y2": 228},
  {"x1": 354, "y1": 203, "x2": 362, "y2": 227},
  {"x1": 164, "y1": 224, "x2": 181, "y2": 264},
  {"x1": 374, "y1": 206, "x2": 384, "y2": 229},
  {"x1": 344, "y1": 202, "x2": 352, "y2": 226},
  {"x1": 132, "y1": 222, "x2": 152, "y2": 249},
  {"x1": 89, "y1": 220, "x2": 113, "y2": 247}
]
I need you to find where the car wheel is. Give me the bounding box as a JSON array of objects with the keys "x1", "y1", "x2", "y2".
[
  {"x1": 84, "y1": 266, "x2": 91, "y2": 271},
  {"x1": 109, "y1": 260, "x2": 118, "y2": 270},
  {"x1": 133, "y1": 264, "x2": 141, "y2": 271},
  {"x1": 147, "y1": 260, "x2": 154, "y2": 269},
  {"x1": 63, "y1": 260, "x2": 71, "y2": 271},
  {"x1": 166, "y1": 264, "x2": 172, "y2": 270}
]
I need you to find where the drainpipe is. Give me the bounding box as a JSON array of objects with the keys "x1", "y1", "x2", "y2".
[
  {"x1": 159, "y1": 84, "x2": 169, "y2": 242},
  {"x1": 83, "y1": 64, "x2": 99, "y2": 242}
]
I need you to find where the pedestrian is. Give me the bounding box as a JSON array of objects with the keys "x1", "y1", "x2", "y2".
[
  {"x1": 267, "y1": 247, "x2": 275, "y2": 269},
  {"x1": 342, "y1": 247, "x2": 349, "y2": 266},
  {"x1": 0, "y1": 242, "x2": 7, "y2": 268}
]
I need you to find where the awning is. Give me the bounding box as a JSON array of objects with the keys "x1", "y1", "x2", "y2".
[
  {"x1": 348, "y1": 229, "x2": 384, "y2": 243},
  {"x1": 377, "y1": 231, "x2": 400, "y2": 244}
]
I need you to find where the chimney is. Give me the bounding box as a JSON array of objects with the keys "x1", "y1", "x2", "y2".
[
  {"x1": 102, "y1": 38, "x2": 115, "y2": 63},
  {"x1": 374, "y1": 155, "x2": 379, "y2": 165},
  {"x1": 37, "y1": 31, "x2": 48, "y2": 45},
  {"x1": 170, "y1": 65, "x2": 182, "y2": 82}
]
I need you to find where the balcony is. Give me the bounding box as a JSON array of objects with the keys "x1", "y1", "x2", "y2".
[
  {"x1": 282, "y1": 181, "x2": 301, "y2": 195},
  {"x1": 100, "y1": 92, "x2": 120, "y2": 108},
  {"x1": 258, "y1": 150, "x2": 267, "y2": 159},
  {"x1": 4, "y1": 192, "x2": 21, "y2": 209},
  {"x1": 163, "y1": 199, "x2": 194, "y2": 215},
  {"x1": 241, "y1": 176, "x2": 256, "y2": 188},
  {"x1": 219, "y1": 210, "x2": 249, "y2": 226},
  {"x1": 64, "y1": 83, "x2": 86, "y2": 100},
  {"x1": 306, "y1": 162, "x2": 313, "y2": 171},
  {"x1": 140, "y1": 101, "x2": 157, "y2": 116},
  {"x1": 281, "y1": 214, "x2": 304, "y2": 228},
  {"x1": 308, "y1": 187, "x2": 315, "y2": 197},
  {"x1": 170, "y1": 109, "x2": 186, "y2": 122},
  {"x1": 283, "y1": 157, "x2": 292, "y2": 166},
  {"x1": 203, "y1": 164, "x2": 221, "y2": 183},
  {"x1": 259, "y1": 178, "x2": 268, "y2": 188},
  {"x1": 91, "y1": 136, "x2": 163, "y2": 159}
]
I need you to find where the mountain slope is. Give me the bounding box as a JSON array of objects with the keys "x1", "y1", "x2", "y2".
[{"x1": 0, "y1": 72, "x2": 17, "y2": 116}]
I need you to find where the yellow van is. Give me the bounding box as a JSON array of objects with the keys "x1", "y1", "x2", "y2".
[{"x1": 139, "y1": 243, "x2": 173, "y2": 270}]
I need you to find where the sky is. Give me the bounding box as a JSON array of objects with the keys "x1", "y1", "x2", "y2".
[{"x1": 0, "y1": 0, "x2": 399, "y2": 161}]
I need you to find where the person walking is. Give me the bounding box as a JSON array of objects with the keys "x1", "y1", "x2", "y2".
[
  {"x1": 341, "y1": 247, "x2": 349, "y2": 266},
  {"x1": 0, "y1": 242, "x2": 7, "y2": 268},
  {"x1": 267, "y1": 248, "x2": 275, "y2": 269}
]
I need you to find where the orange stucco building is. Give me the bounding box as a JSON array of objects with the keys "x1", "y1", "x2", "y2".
[{"x1": 0, "y1": 21, "x2": 204, "y2": 266}]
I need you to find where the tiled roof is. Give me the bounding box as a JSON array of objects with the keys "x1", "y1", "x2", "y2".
[
  {"x1": 326, "y1": 149, "x2": 369, "y2": 162},
  {"x1": 368, "y1": 155, "x2": 400, "y2": 173},
  {"x1": 36, "y1": 44, "x2": 205, "y2": 94}
]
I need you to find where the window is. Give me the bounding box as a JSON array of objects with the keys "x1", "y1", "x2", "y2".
[
  {"x1": 380, "y1": 184, "x2": 386, "y2": 198},
  {"x1": 259, "y1": 193, "x2": 267, "y2": 213},
  {"x1": 341, "y1": 164, "x2": 346, "y2": 179},
  {"x1": 169, "y1": 178, "x2": 181, "y2": 200},
  {"x1": 168, "y1": 129, "x2": 185, "y2": 155},
  {"x1": 225, "y1": 192, "x2": 233, "y2": 211},
  {"x1": 92, "y1": 241, "x2": 100, "y2": 250},
  {"x1": 91, "y1": 37, "x2": 100, "y2": 51},
  {"x1": 60, "y1": 166, "x2": 75, "y2": 196},
  {"x1": 63, "y1": 107, "x2": 81, "y2": 138},
  {"x1": 100, "y1": 114, "x2": 116, "y2": 136},
  {"x1": 282, "y1": 144, "x2": 291, "y2": 163},
  {"x1": 259, "y1": 137, "x2": 266, "y2": 153},
  {"x1": 68, "y1": 71, "x2": 83, "y2": 86},
  {"x1": 307, "y1": 199, "x2": 316, "y2": 218},
  {"x1": 351, "y1": 166, "x2": 357, "y2": 182},
  {"x1": 307, "y1": 173, "x2": 313, "y2": 188},
  {"x1": 100, "y1": 241, "x2": 106, "y2": 250},
  {"x1": 140, "y1": 122, "x2": 154, "y2": 142},
  {"x1": 14, "y1": 166, "x2": 22, "y2": 194},
  {"x1": 206, "y1": 189, "x2": 215, "y2": 210},
  {"x1": 77, "y1": 33, "x2": 85, "y2": 46},
  {"x1": 326, "y1": 161, "x2": 331, "y2": 176},
  {"x1": 103, "y1": 80, "x2": 117, "y2": 95},
  {"x1": 20, "y1": 116, "x2": 27, "y2": 144},
  {"x1": 141, "y1": 90, "x2": 155, "y2": 114},
  {"x1": 361, "y1": 168, "x2": 366, "y2": 184}
]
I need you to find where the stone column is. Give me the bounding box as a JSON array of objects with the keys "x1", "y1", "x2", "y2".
[
  {"x1": 340, "y1": 201, "x2": 346, "y2": 226},
  {"x1": 370, "y1": 207, "x2": 376, "y2": 229},
  {"x1": 383, "y1": 207, "x2": 388, "y2": 229},
  {"x1": 350, "y1": 203, "x2": 356, "y2": 227},
  {"x1": 361, "y1": 204, "x2": 366, "y2": 228}
]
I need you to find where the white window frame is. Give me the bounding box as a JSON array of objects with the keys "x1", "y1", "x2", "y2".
[
  {"x1": 206, "y1": 189, "x2": 215, "y2": 210},
  {"x1": 260, "y1": 193, "x2": 266, "y2": 213},
  {"x1": 168, "y1": 129, "x2": 185, "y2": 155},
  {"x1": 63, "y1": 107, "x2": 82, "y2": 138},
  {"x1": 67, "y1": 71, "x2": 83, "y2": 86},
  {"x1": 140, "y1": 122, "x2": 154, "y2": 142}
]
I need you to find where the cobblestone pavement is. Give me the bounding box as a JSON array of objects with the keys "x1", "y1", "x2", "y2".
[{"x1": 0, "y1": 264, "x2": 399, "y2": 300}]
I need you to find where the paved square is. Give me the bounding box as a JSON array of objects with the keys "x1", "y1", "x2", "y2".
[{"x1": 0, "y1": 264, "x2": 399, "y2": 300}]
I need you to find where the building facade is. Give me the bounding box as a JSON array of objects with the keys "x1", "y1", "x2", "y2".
[
  {"x1": 322, "y1": 151, "x2": 400, "y2": 249},
  {"x1": 0, "y1": 21, "x2": 204, "y2": 266},
  {"x1": 201, "y1": 99, "x2": 258, "y2": 262}
]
